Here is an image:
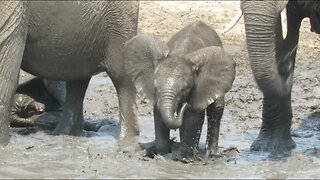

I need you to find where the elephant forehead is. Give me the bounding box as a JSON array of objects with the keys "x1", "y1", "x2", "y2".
[
  {"x1": 14, "y1": 94, "x2": 33, "y2": 106},
  {"x1": 154, "y1": 60, "x2": 194, "y2": 88},
  {"x1": 156, "y1": 58, "x2": 192, "y2": 74},
  {"x1": 156, "y1": 60, "x2": 192, "y2": 77}
]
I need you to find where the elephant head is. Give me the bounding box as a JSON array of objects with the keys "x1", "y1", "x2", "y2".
[
  {"x1": 123, "y1": 33, "x2": 235, "y2": 129},
  {"x1": 12, "y1": 94, "x2": 45, "y2": 119}
]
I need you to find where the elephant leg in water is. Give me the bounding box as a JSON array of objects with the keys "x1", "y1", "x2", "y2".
[
  {"x1": 205, "y1": 96, "x2": 225, "y2": 158},
  {"x1": 0, "y1": 2, "x2": 29, "y2": 145},
  {"x1": 240, "y1": 1, "x2": 320, "y2": 154},
  {"x1": 179, "y1": 96, "x2": 224, "y2": 161}
]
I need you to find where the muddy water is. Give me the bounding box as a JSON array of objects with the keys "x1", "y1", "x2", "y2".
[
  {"x1": 1, "y1": 1, "x2": 320, "y2": 178},
  {"x1": 1, "y1": 71, "x2": 320, "y2": 178}
]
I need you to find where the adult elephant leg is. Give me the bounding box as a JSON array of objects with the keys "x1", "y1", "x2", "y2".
[
  {"x1": 53, "y1": 78, "x2": 90, "y2": 136},
  {"x1": 253, "y1": 6, "x2": 301, "y2": 154},
  {"x1": 242, "y1": 1, "x2": 301, "y2": 153},
  {"x1": 0, "y1": 2, "x2": 29, "y2": 145},
  {"x1": 43, "y1": 80, "x2": 66, "y2": 106},
  {"x1": 113, "y1": 77, "x2": 139, "y2": 145},
  {"x1": 106, "y1": 36, "x2": 139, "y2": 146},
  {"x1": 179, "y1": 107, "x2": 205, "y2": 158},
  {"x1": 205, "y1": 96, "x2": 224, "y2": 159},
  {"x1": 153, "y1": 106, "x2": 170, "y2": 154}
]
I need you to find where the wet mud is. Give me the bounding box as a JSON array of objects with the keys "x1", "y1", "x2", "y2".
[{"x1": 0, "y1": 1, "x2": 320, "y2": 178}]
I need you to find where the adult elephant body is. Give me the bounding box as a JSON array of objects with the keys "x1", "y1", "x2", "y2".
[
  {"x1": 241, "y1": 1, "x2": 320, "y2": 153},
  {"x1": 0, "y1": 1, "x2": 140, "y2": 145}
]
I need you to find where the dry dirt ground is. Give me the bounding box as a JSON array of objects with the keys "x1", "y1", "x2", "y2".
[{"x1": 0, "y1": 1, "x2": 320, "y2": 178}]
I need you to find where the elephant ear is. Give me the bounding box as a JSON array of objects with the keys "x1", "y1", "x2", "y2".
[
  {"x1": 186, "y1": 46, "x2": 236, "y2": 110},
  {"x1": 123, "y1": 32, "x2": 169, "y2": 102}
]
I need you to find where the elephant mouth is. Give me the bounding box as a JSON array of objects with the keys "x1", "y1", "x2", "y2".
[
  {"x1": 176, "y1": 102, "x2": 189, "y2": 118},
  {"x1": 174, "y1": 111, "x2": 178, "y2": 119},
  {"x1": 173, "y1": 102, "x2": 188, "y2": 119},
  {"x1": 159, "y1": 101, "x2": 189, "y2": 129}
]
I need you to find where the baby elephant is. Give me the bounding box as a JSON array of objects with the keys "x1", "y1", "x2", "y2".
[
  {"x1": 11, "y1": 78, "x2": 65, "y2": 128},
  {"x1": 11, "y1": 78, "x2": 106, "y2": 132},
  {"x1": 124, "y1": 21, "x2": 236, "y2": 158}
]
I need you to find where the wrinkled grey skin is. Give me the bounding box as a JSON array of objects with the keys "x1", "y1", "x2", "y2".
[
  {"x1": 11, "y1": 78, "x2": 105, "y2": 132},
  {"x1": 11, "y1": 93, "x2": 45, "y2": 127},
  {"x1": 0, "y1": 1, "x2": 139, "y2": 145},
  {"x1": 124, "y1": 21, "x2": 236, "y2": 158},
  {"x1": 241, "y1": 0, "x2": 320, "y2": 154},
  {"x1": 11, "y1": 77, "x2": 63, "y2": 128}
]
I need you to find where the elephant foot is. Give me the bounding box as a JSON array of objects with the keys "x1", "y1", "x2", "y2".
[
  {"x1": 144, "y1": 144, "x2": 159, "y2": 159},
  {"x1": 172, "y1": 143, "x2": 201, "y2": 163},
  {"x1": 155, "y1": 141, "x2": 172, "y2": 155},
  {"x1": 116, "y1": 123, "x2": 139, "y2": 148},
  {"x1": 53, "y1": 126, "x2": 84, "y2": 136},
  {"x1": 139, "y1": 140, "x2": 172, "y2": 159},
  {"x1": 147, "y1": 142, "x2": 171, "y2": 158},
  {"x1": 250, "y1": 131, "x2": 296, "y2": 155},
  {"x1": 117, "y1": 140, "x2": 144, "y2": 159},
  {"x1": 53, "y1": 120, "x2": 84, "y2": 136},
  {"x1": 117, "y1": 133, "x2": 139, "y2": 153}
]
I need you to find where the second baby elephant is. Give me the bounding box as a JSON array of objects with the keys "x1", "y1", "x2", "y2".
[
  {"x1": 124, "y1": 21, "x2": 236, "y2": 157},
  {"x1": 11, "y1": 78, "x2": 64, "y2": 128},
  {"x1": 11, "y1": 78, "x2": 109, "y2": 132}
]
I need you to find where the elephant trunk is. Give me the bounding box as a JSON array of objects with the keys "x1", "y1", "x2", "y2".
[
  {"x1": 242, "y1": 1, "x2": 287, "y2": 98},
  {"x1": 157, "y1": 92, "x2": 188, "y2": 129},
  {"x1": 242, "y1": 1, "x2": 296, "y2": 148}
]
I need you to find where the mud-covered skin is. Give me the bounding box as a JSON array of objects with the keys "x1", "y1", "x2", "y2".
[
  {"x1": 11, "y1": 77, "x2": 63, "y2": 128},
  {"x1": 11, "y1": 93, "x2": 107, "y2": 132},
  {"x1": 11, "y1": 93, "x2": 45, "y2": 127},
  {"x1": 0, "y1": 1, "x2": 139, "y2": 145},
  {"x1": 16, "y1": 78, "x2": 63, "y2": 111},
  {"x1": 241, "y1": 1, "x2": 320, "y2": 154},
  {"x1": 11, "y1": 78, "x2": 105, "y2": 132},
  {"x1": 124, "y1": 21, "x2": 235, "y2": 160}
]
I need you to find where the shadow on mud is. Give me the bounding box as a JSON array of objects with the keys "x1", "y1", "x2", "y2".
[
  {"x1": 292, "y1": 111, "x2": 320, "y2": 157},
  {"x1": 294, "y1": 111, "x2": 320, "y2": 134},
  {"x1": 263, "y1": 111, "x2": 320, "y2": 160}
]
